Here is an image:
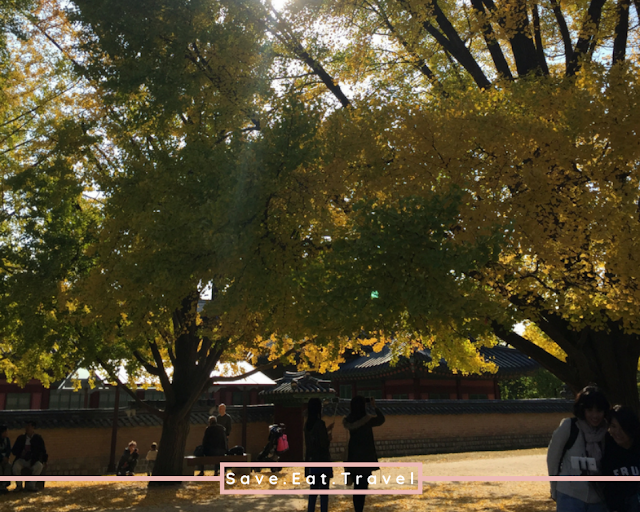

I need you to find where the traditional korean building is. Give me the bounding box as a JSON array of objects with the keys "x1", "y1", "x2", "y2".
[
  {"x1": 0, "y1": 361, "x2": 275, "y2": 411},
  {"x1": 328, "y1": 344, "x2": 538, "y2": 401}
]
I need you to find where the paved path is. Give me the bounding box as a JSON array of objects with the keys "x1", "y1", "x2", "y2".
[{"x1": 413, "y1": 448, "x2": 548, "y2": 476}]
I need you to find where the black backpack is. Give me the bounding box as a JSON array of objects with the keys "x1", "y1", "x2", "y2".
[
  {"x1": 557, "y1": 417, "x2": 580, "y2": 474},
  {"x1": 228, "y1": 445, "x2": 244, "y2": 456}
]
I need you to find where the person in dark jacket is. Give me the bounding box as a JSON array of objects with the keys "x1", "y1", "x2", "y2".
[
  {"x1": 0, "y1": 426, "x2": 11, "y2": 493},
  {"x1": 601, "y1": 405, "x2": 640, "y2": 512},
  {"x1": 198, "y1": 416, "x2": 227, "y2": 476},
  {"x1": 203, "y1": 416, "x2": 227, "y2": 456},
  {"x1": 305, "y1": 397, "x2": 333, "y2": 512},
  {"x1": 116, "y1": 441, "x2": 139, "y2": 476},
  {"x1": 343, "y1": 396, "x2": 385, "y2": 512},
  {"x1": 12, "y1": 421, "x2": 47, "y2": 491}
]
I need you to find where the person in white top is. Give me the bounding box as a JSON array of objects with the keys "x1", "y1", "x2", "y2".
[
  {"x1": 547, "y1": 385, "x2": 610, "y2": 512},
  {"x1": 145, "y1": 442, "x2": 158, "y2": 476}
]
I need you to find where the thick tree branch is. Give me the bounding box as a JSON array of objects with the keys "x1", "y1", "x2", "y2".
[
  {"x1": 549, "y1": 0, "x2": 574, "y2": 72},
  {"x1": 492, "y1": 323, "x2": 578, "y2": 384},
  {"x1": 372, "y1": 2, "x2": 439, "y2": 84},
  {"x1": 132, "y1": 350, "x2": 161, "y2": 376},
  {"x1": 531, "y1": 3, "x2": 550, "y2": 75},
  {"x1": 167, "y1": 344, "x2": 177, "y2": 367},
  {"x1": 470, "y1": 0, "x2": 513, "y2": 79},
  {"x1": 147, "y1": 338, "x2": 176, "y2": 405},
  {"x1": 482, "y1": 0, "x2": 541, "y2": 76},
  {"x1": 95, "y1": 357, "x2": 165, "y2": 418},
  {"x1": 197, "y1": 336, "x2": 213, "y2": 366},
  {"x1": 567, "y1": 0, "x2": 607, "y2": 76},
  {"x1": 613, "y1": 0, "x2": 631, "y2": 64},
  {"x1": 211, "y1": 341, "x2": 310, "y2": 382},
  {"x1": 397, "y1": 0, "x2": 491, "y2": 89},
  {"x1": 265, "y1": 12, "x2": 351, "y2": 108}
]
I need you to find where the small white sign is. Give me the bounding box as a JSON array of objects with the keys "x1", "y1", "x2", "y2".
[{"x1": 570, "y1": 456, "x2": 597, "y2": 471}]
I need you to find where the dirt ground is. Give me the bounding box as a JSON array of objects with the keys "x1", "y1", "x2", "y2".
[{"x1": 1, "y1": 448, "x2": 554, "y2": 512}]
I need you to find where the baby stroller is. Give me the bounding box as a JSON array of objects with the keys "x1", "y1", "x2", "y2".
[{"x1": 256, "y1": 423, "x2": 288, "y2": 472}]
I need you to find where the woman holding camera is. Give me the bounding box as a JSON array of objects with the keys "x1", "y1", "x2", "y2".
[
  {"x1": 343, "y1": 396, "x2": 385, "y2": 512},
  {"x1": 305, "y1": 398, "x2": 333, "y2": 512}
]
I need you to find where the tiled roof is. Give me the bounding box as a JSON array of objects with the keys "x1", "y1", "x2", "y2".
[
  {"x1": 327, "y1": 398, "x2": 573, "y2": 416},
  {"x1": 0, "y1": 404, "x2": 274, "y2": 430},
  {"x1": 329, "y1": 344, "x2": 538, "y2": 380},
  {"x1": 0, "y1": 399, "x2": 573, "y2": 430},
  {"x1": 210, "y1": 361, "x2": 276, "y2": 386},
  {"x1": 259, "y1": 371, "x2": 335, "y2": 397},
  {"x1": 478, "y1": 345, "x2": 539, "y2": 376}
]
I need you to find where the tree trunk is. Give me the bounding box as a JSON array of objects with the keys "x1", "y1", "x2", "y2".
[
  {"x1": 496, "y1": 322, "x2": 640, "y2": 413},
  {"x1": 151, "y1": 405, "x2": 192, "y2": 478},
  {"x1": 566, "y1": 329, "x2": 640, "y2": 413}
]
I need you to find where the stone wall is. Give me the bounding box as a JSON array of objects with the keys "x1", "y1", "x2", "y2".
[
  {"x1": 6, "y1": 420, "x2": 272, "y2": 476},
  {"x1": 323, "y1": 410, "x2": 566, "y2": 459},
  {"x1": 1, "y1": 399, "x2": 571, "y2": 475}
]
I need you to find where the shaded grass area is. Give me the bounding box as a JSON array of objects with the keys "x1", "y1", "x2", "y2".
[
  {"x1": 326, "y1": 482, "x2": 553, "y2": 512},
  {"x1": 384, "y1": 447, "x2": 548, "y2": 464}
]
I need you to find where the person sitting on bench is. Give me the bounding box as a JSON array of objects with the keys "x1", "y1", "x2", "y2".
[
  {"x1": 0, "y1": 425, "x2": 12, "y2": 494},
  {"x1": 198, "y1": 416, "x2": 227, "y2": 476},
  {"x1": 12, "y1": 421, "x2": 47, "y2": 492}
]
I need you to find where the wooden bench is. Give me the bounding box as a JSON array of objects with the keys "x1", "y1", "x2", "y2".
[
  {"x1": 19, "y1": 463, "x2": 47, "y2": 491},
  {"x1": 183, "y1": 455, "x2": 250, "y2": 476}
]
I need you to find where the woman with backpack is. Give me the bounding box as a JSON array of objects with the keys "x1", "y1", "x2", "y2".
[
  {"x1": 547, "y1": 385, "x2": 610, "y2": 512},
  {"x1": 343, "y1": 396, "x2": 385, "y2": 512},
  {"x1": 305, "y1": 398, "x2": 333, "y2": 512},
  {"x1": 601, "y1": 405, "x2": 640, "y2": 512}
]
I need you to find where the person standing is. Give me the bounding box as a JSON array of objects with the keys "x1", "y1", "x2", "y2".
[
  {"x1": 0, "y1": 426, "x2": 11, "y2": 494},
  {"x1": 305, "y1": 397, "x2": 333, "y2": 512},
  {"x1": 217, "y1": 404, "x2": 232, "y2": 449},
  {"x1": 11, "y1": 421, "x2": 47, "y2": 492},
  {"x1": 343, "y1": 396, "x2": 385, "y2": 512},
  {"x1": 547, "y1": 385, "x2": 609, "y2": 512},
  {"x1": 145, "y1": 442, "x2": 158, "y2": 476},
  {"x1": 601, "y1": 405, "x2": 640, "y2": 512}
]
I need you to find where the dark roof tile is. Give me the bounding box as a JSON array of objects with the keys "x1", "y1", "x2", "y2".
[
  {"x1": 330, "y1": 345, "x2": 538, "y2": 380},
  {"x1": 0, "y1": 404, "x2": 274, "y2": 429},
  {"x1": 260, "y1": 371, "x2": 335, "y2": 397}
]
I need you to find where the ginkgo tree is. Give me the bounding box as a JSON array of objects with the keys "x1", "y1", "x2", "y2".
[
  {"x1": 4, "y1": 0, "x2": 640, "y2": 485},
  {"x1": 0, "y1": 0, "x2": 104, "y2": 387},
  {"x1": 2, "y1": 0, "x2": 359, "y2": 477},
  {"x1": 264, "y1": 0, "x2": 640, "y2": 409}
]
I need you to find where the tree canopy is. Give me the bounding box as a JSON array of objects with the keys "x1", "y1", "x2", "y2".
[
  {"x1": 2, "y1": 0, "x2": 640, "y2": 477},
  {"x1": 260, "y1": 0, "x2": 640, "y2": 408}
]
